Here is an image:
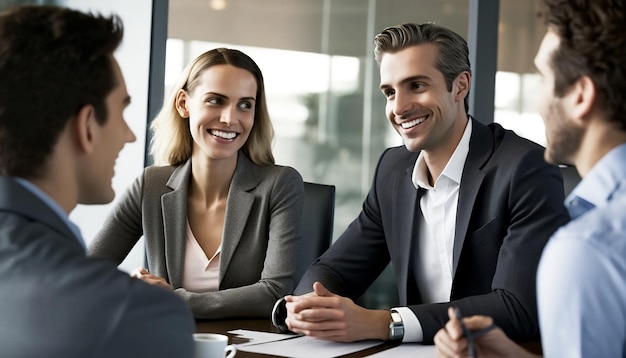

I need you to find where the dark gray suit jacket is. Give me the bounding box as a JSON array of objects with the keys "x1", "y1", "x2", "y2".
[
  {"x1": 0, "y1": 177, "x2": 195, "y2": 358},
  {"x1": 89, "y1": 152, "x2": 305, "y2": 319},
  {"x1": 296, "y1": 119, "x2": 570, "y2": 343}
]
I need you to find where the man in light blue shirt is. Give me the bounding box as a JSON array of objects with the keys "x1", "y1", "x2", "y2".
[
  {"x1": 434, "y1": 0, "x2": 626, "y2": 357},
  {"x1": 537, "y1": 145, "x2": 626, "y2": 358}
]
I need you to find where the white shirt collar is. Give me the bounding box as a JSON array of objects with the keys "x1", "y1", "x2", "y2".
[{"x1": 412, "y1": 119, "x2": 472, "y2": 189}]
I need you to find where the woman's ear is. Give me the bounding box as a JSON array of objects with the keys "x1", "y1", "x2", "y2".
[
  {"x1": 175, "y1": 89, "x2": 190, "y2": 118},
  {"x1": 74, "y1": 104, "x2": 96, "y2": 153}
]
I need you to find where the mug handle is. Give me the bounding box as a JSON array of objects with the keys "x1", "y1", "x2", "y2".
[{"x1": 225, "y1": 344, "x2": 237, "y2": 358}]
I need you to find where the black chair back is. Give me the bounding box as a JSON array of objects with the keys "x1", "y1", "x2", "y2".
[{"x1": 294, "y1": 182, "x2": 336, "y2": 283}]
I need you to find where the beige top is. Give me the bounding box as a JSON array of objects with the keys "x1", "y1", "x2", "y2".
[{"x1": 183, "y1": 220, "x2": 220, "y2": 292}]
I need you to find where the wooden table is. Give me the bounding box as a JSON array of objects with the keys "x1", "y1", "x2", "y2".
[
  {"x1": 196, "y1": 318, "x2": 541, "y2": 357},
  {"x1": 195, "y1": 318, "x2": 401, "y2": 357}
]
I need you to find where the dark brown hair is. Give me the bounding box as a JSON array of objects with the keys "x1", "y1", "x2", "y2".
[
  {"x1": 0, "y1": 5, "x2": 123, "y2": 178},
  {"x1": 374, "y1": 22, "x2": 471, "y2": 113},
  {"x1": 541, "y1": 0, "x2": 626, "y2": 129}
]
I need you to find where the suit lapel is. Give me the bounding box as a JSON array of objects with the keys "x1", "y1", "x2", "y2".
[
  {"x1": 453, "y1": 119, "x2": 493, "y2": 276},
  {"x1": 220, "y1": 153, "x2": 257, "y2": 282},
  {"x1": 393, "y1": 161, "x2": 422, "y2": 305},
  {"x1": 161, "y1": 161, "x2": 191, "y2": 287}
]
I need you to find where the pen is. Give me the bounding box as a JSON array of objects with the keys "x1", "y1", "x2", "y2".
[{"x1": 453, "y1": 307, "x2": 498, "y2": 358}]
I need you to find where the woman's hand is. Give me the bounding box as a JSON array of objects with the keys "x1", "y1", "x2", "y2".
[{"x1": 131, "y1": 267, "x2": 173, "y2": 291}]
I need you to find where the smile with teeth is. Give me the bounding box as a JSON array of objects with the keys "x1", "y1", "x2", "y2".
[
  {"x1": 400, "y1": 116, "x2": 427, "y2": 129},
  {"x1": 209, "y1": 129, "x2": 237, "y2": 140}
]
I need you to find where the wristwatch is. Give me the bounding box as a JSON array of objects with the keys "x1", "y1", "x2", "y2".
[
  {"x1": 271, "y1": 297, "x2": 291, "y2": 332},
  {"x1": 388, "y1": 310, "x2": 404, "y2": 341}
]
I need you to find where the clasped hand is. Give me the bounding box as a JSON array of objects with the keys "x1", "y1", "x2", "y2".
[{"x1": 284, "y1": 282, "x2": 390, "y2": 342}]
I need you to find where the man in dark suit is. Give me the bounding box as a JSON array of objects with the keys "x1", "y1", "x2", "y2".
[
  {"x1": 0, "y1": 5, "x2": 194, "y2": 357},
  {"x1": 275, "y1": 22, "x2": 570, "y2": 344}
]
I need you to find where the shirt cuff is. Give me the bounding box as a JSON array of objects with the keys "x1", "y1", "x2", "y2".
[{"x1": 392, "y1": 306, "x2": 423, "y2": 342}]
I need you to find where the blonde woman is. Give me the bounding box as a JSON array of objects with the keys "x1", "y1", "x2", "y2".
[{"x1": 89, "y1": 48, "x2": 304, "y2": 319}]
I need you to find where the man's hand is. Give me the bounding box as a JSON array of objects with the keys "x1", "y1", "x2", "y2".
[
  {"x1": 434, "y1": 307, "x2": 536, "y2": 358},
  {"x1": 284, "y1": 282, "x2": 390, "y2": 342}
]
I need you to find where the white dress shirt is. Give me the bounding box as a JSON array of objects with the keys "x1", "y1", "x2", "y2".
[
  {"x1": 393, "y1": 119, "x2": 472, "y2": 342},
  {"x1": 182, "y1": 220, "x2": 221, "y2": 292}
]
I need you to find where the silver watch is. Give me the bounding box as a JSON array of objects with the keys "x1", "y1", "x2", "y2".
[{"x1": 388, "y1": 310, "x2": 404, "y2": 341}]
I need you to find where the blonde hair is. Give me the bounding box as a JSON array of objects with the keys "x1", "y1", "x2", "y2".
[{"x1": 150, "y1": 48, "x2": 275, "y2": 166}]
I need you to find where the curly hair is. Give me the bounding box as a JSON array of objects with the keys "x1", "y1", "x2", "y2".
[
  {"x1": 373, "y1": 22, "x2": 471, "y2": 113},
  {"x1": 540, "y1": 0, "x2": 626, "y2": 129},
  {"x1": 0, "y1": 5, "x2": 123, "y2": 178},
  {"x1": 150, "y1": 48, "x2": 275, "y2": 166}
]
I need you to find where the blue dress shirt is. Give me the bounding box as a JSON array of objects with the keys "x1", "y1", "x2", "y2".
[{"x1": 537, "y1": 144, "x2": 626, "y2": 358}]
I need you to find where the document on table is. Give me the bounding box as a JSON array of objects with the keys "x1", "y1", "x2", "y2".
[
  {"x1": 365, "y1": 343, "x2": 436, "y2": 357},
  {"x1": 231, "y1": 330, "x2": 382, "y2": 358}
]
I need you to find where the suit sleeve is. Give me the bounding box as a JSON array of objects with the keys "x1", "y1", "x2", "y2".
[
  {"x1": 410, "y1": 147, "x2": 570, "y2": 343},
  {"x1": 92, "y1": 264, "x2": 195, "y2": 358}
]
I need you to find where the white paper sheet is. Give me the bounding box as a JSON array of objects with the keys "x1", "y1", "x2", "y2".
[
  {"x1": 365, "y1": 343, "x2": 436, "y2": 357},
  {"x1": 236, "y1": 335, "x2": 382, "y2": 358}
]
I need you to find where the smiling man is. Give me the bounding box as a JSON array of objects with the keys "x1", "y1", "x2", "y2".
[
  {"x1": 271, "y1": 22, "x2": 570, "y2": 345},
  {"x1": 0, "y1": 5, "x2": 194, "y2": 357},
  {"x1": 435, "y1": 1, "x2": 626, "y2": 357}
]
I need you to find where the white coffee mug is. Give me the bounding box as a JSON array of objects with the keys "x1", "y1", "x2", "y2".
[{"x1": 193, "y1": 333, "x2": 237, "y2": 358}]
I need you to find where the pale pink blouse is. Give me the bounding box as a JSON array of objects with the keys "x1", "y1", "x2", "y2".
[{"x1": 182, "y1": 221, "x2": 220, "y2": 292}]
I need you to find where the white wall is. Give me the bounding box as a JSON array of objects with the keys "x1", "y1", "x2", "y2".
[{"x1": 61, "y1": 0, "x2": 155, "y2": 272}]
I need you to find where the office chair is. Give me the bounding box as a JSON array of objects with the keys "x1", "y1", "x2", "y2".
[{"x1": 294, "y1": 182, "x2": 336, "y2": 283}]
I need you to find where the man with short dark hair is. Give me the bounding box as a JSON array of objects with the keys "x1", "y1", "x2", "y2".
[
  {"x1": 0, "y1": 5, "x2": 194, "y2": 357},
  {"x1": 273, "y1": 22, "x2": 569, "y2": 344},
  {"x1": 434, "y1": 1, "x2": 626, "y2": 357}
]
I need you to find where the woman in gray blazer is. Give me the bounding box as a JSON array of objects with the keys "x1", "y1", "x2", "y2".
[{"x1": 89, "y1": 48, "x2": 304, "y2": 319}]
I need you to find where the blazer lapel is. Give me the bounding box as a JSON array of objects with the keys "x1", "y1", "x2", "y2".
[
  {"x1": 220, "y1": 153, "x2": 257, "y2": 281},
  {"x1": 161, "y1": 161, "x2": 191, "y2": 287},
  {"x1": 393, "y1": 161, "x2": 422, "y2": 305},
  {"x1": 453, "y1": 118, "x2": 493, "y2": 276}
]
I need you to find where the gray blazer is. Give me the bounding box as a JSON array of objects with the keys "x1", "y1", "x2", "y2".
[
  {"x1": 89, "y1": 152, "x2": 304, "y2": 319},
  {"x1": 0, "y1": 177, "x2": 195, "y2": 358}
]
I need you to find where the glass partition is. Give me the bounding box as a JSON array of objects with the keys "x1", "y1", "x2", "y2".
[{"x1": 495, "y1": 0, "x2": 547, "y2": 145}]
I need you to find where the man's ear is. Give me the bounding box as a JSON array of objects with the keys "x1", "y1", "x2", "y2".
[
  {"x1": 175, "y1": 89, "x2": 189, "y2": 118},
  {"x1": 569, "y1": 76, "x2": 596, "y2": 124},
  {"x1": 74, "y1": 104, "x2": 97, "y2": 153},
  {"x1": 453, "y1": 71, "x2": 470, "y2": 103}
]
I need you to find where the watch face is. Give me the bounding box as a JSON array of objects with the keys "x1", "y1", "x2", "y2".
[
  {"x1": 391, "y1": 312, "x2": 402, "y2": 322},
  {"x1": 389, "y1": 311, "x2": 404, "y2": 340}
]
